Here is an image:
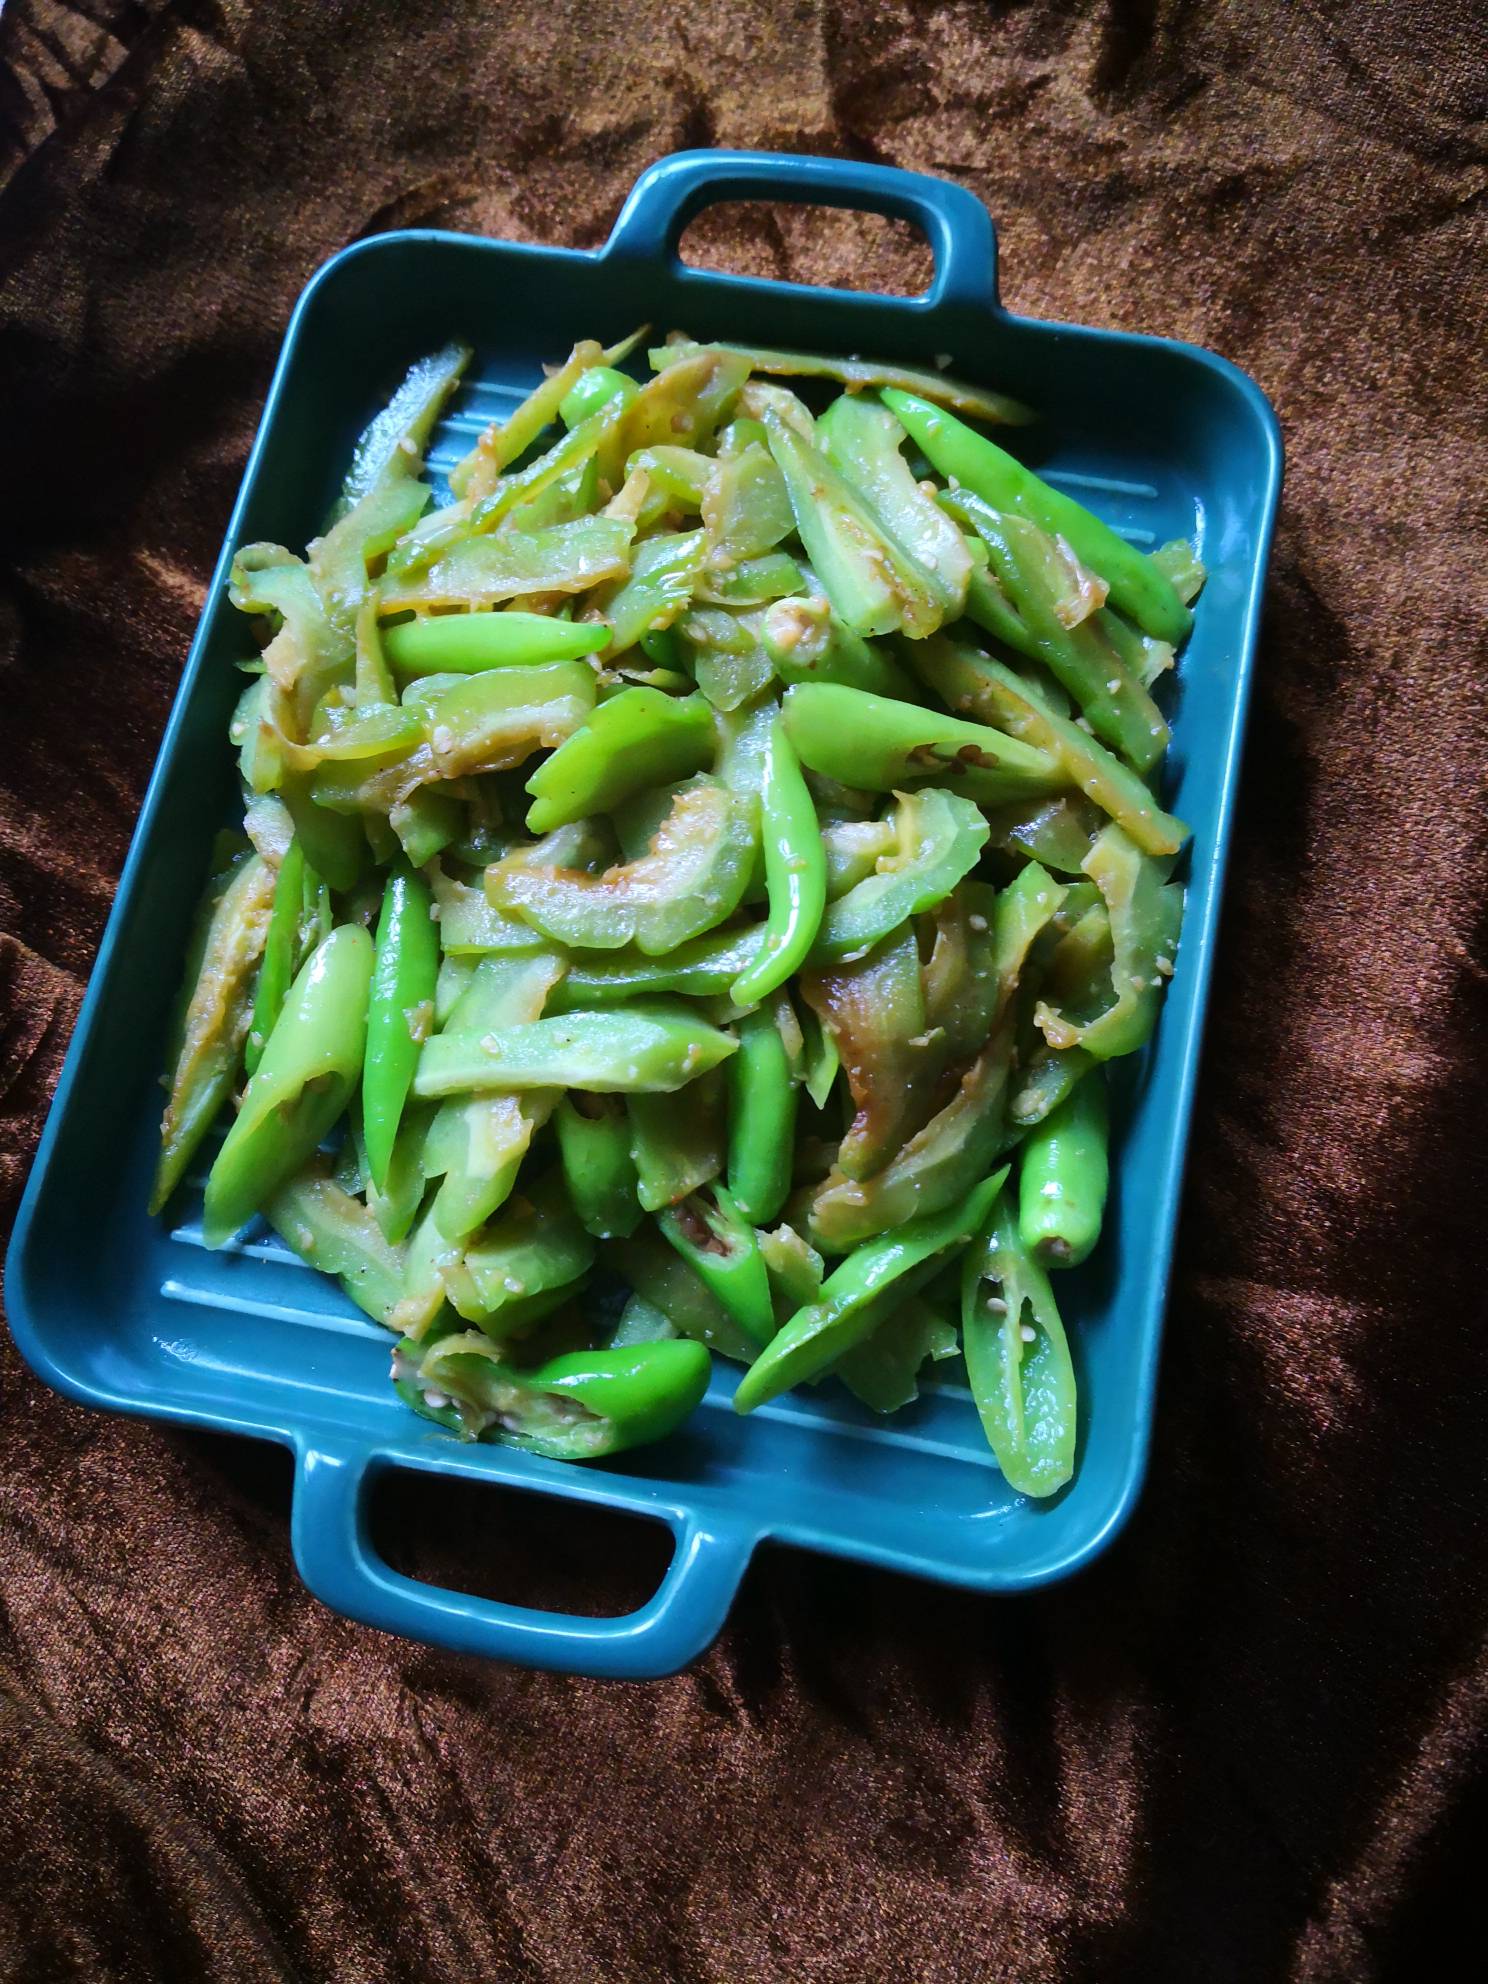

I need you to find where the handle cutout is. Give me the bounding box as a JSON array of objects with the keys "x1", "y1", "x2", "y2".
[
  {"x1": 678, "y1": 200, "x2": 935, "y2": 297},
  {"x1": 369, "y1": 1465, "x2": 675, "y2": 1621}
]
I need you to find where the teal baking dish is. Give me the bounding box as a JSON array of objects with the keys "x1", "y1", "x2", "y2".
[{"x1": 4, "y1": 151, "x2": 1281, "y2": 1679}]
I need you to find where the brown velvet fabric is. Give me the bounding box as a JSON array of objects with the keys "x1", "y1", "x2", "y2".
[{"x1": 3, "y1": 3, "x2": 1486, "y2": 1978}]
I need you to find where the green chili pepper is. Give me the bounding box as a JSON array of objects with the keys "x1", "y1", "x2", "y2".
[
  {"x1": 811, "y1": 787, "x2": 988, "y2": 963},
  {"x1": 628, "y1": 1067, "x2": 725, "y2": 1211},
  {"x1": 362, "y1": 865, "x2": 439, "y2": 1194},
  {"x1": 381, "y1": 611, "x2": 608, "y2": 677},
  {"x1": 151, "y1": 844, "x2": 276, "y2": 1214},
  {"x1": 524, "y1": 688, "x2": 715, "y2": 834},
  {"x1": 908, "y1": 636, "x2": 1188, "y2": 860},
  {"x1": 415, "y1": 1000, "x2": 737, "y2": 1098},
  {"x1": 781, "y1": 681, "x2": 1061, "y2": 807},
  {"x1": 263, "y1": 1155, "x2": 407, "y2": 1326},
  {"x1": 440, "y1": 1173, "x2": 596, "y2": 1336},
  {"x1": 816, "y1": 392, "x2": 972, "y2": 611},
  {"x1": 554, "y1": 1094, "x2": 643, "y2": 1239},
  {"x1": 451, "y1": 335, "x2": 621, "y2": 501},
  {"x1": 560, "y1": 364, "x2": 640, "y2": 429},
  {"x1": 598, "y1": 529, "x2": 709, "y2": 652},
  {"x1": 1035, "y1": 825, "x2": 1184, "y2": 1061},
  {"x1": 725, "y1": 1001, "x2": 799, "y2": 1226},
  {"x1": 950, "y1": 494, "x2": 1169, "y2": 773},
  {"x1": 1018, "y1": 1072, "x2": 1109, "y2": 1267},
  {"x1": 735, "y1": 1169, "x2": 1007, "y2": 1412},
  {"x1": 882, "y1": 388, "x2": 1192, "y2": 644},
  {"x1": 724, "y1": 714, "x2": 825, "y2": 1004},
  {"x1": 763, "y1": 411, "x2": 949, "y2": 640},
  {"x1": 961, "y1": 1195, "x2": 1077, "y2": 1497},
  {"x1": 202, "y1": 924, "x2": 373, "y2": 1246},
  {"x1": 409, "y1": 1332, "x2": 711, "y2": 1458},
  {"x1": 658, "y1": 1185, "x2": 775, "y2": 1348},
  {"x1": 350, "y1": 1097, "x2": 431, "y2": 1245},
  {"x1": 1010, "y1": 1045, "x2": 1097, "y2": 1128},
  {"x1": 608, "y1": 1229, "x2": 759, "y2": 1362},
  {"x1": 553, "y1": 922, "x2": 765, "y2": 1008}
]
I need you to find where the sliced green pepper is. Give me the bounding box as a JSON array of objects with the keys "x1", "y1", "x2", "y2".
[
  {"x1": 781, "y1": 681, "x2": 1061, "y2": 807},
  {"x1": 882, "y1": 388, "x2": 1192, "y2": 644},
  {"x1": 415, "y1": 1000, "x2": 737, "y2": 1098},
  {"x1": 263, "y1": 1156, "x2": 407, "y2": 1326},
  {"x1": 658, "y1": 1186, "x2": 775, "y2": 1349},
  {"x1": 816, "y1": 392, "x2": 972, "y2": 611},
  {"x1": 410, "y1": 1333, "x2": 711, "y2": 1458},
  {"x1": 907, "y1": 637, "x2": 1188, "y2": 860},
  {"x1": 597, "y1": 529, "x2": 708, "y2": 653},
  {"x1": 811, "y1": 787, "x2": 988, "y2": 964},
  {"x1": 363, "y1": 864, "x2": 439, "y2": 1193},
  {"x1": 835, "y1": 1292, "x2": 959, "y2": 1414},
  {"x1": 151, "y1": 844, "x2": 275, "y2": 1214},
  {"x1": 725, "y1": 1000, "x2": 799, "y2": 1226},
  {"x1": 524, "y1": 687, "x2": 714, "y2": 834},
  {"x1": 725, "y1": 711, "x2": 826, "y2": 1005},
  {"x1": 554, "y1": 922, "x2": 765, "y2": 1008},
  {"x1": 1035, "y1": 825, "x2": 1183, "y2": 1060},
  {"x1": 560, "y1": 364, "x2": 640, "y2": 429},
  {"x1": 761, "y1": 594, "x2": 918, "y2": 701},
  {"x1": 734, "y1": 1169, "x2": 1007, "y2": 1412},
  {"x1": 961, "y1": 1196, "x2": 1077, "y2": 1497},
  {"x1": 1018, "y1": 1072, "x2": 1109, "y2": 1268},
  {"x1": 628, "y1": 1068, "x2": 725, "y2": 1211},
  {"x1": 554, "y1": 1094, "x2": 643, "y2": 1240},
  {"x1": 801, "y1": 921, "x2": 930, "y2": 1183},
  {"x1": 609, "y1": 1229, "x2": 759, "y2": 1362},
  {"x1": 379, "y1": 515, "x2": 635, "y2": 613},
  {"x1": 440, "y1": 1174, "x2": 595, "y2": 1337},
  {"x1": 202, "y1": 924, "x2": 374, "y2": 1246},
  {"x1": 381, "y1": 611, "x2": 608, "y2": 677},
  {"x1": 652, "y1": 339, "x2": 1032, "y2": 426}
]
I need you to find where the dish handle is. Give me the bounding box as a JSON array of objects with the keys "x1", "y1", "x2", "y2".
[
  {"x1": 603, "y1": 147, "x2": 1000, "y2": 312},
  {"x1": 290, "y1": 1440, "x2": 756, "y2": 1680}
]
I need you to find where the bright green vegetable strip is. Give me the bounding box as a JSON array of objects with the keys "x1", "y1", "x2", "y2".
[
  {"x1": 389, "y1": 786, "x2": 463, "y2": 867},
  {"x1": 554, "y1": 1094, "x2": 644, "y2": 1240},
  {"x1": 796, "y1": 998, "x2": 841, "y2": 1111},
  {"x1": 525, "y1": 688, "x2": 714, "y2": 834},
  {"x1": 726, "y1": 1002, "x2": 798, "y2": 1227},
  {"x1": 761, "y1": 593, "x2": 919, "y2": 701},
  {"x1": 1018, "y1": 1073, "x2": 1110, "y2": 1267},
  {"x1": 424, "y1": 659, "x2": 598, "y2": 780},
  {"x1": 694, "y1": 550, "x2": 802, "y2": 608},
  {"x1": 882, "y1": 388, "x2": 1192, "y2": 644},
  {"x1": 381, "y1": 612, "x2": 608, "y2": 676},
  {"x1": 734, "y1": 1169, "x2": 1007, "y2": 1412},
  {"x1": 351, "y1": 1098, "x2": 431, "y2": 1246},
  {"x1": 363, "y1": 866, "x2": 439, "y2": 1194},
  {"x1": 781, "y1": 681, "x2": 1061, "y2": 806},
  {"x1": 412, "y1": 1332, "x2": 711, "y2": 1458},
  {"x1": 626, "y1": 445, "x2": 713, "y2": 514},
  {"x1": 599, "y1": 529, "x2": 708, "y2": 653},
  {"x1": 387, "y1": 1199, "x2": 455, "y2": 1342},
  {"x1": 953, "y1": 496, "x2": 1169, "y2": 773},
  {"x1": 763, "y1": 412, "x2": 949, "y2": 640},
  {"x1": 652, "y1": 340, "x2": 1032, "y2": 426},
  {"x1": 555, "y1": 923, "x2": 766, "y2": 1008},
  {"x1": 561, "y1": 364, "x2": 640, "y2": 430},
  {"x1": 835, "y1": 1292, "x2": 959, "y2": 1414},
  {"x1": 822, "y1": 820, "x2": 898, "y2": 898},
  {"x1": 244, "y1": 840, "x2": 312, "y2": 1077},
  {"x1": 452, "y1": 337, "x2": 611, "y2": 500},
  {"x1": 758, "y1": 1222, "x2": 824, "y2": 1316},
  {"x1": 415, "y1": 1002, "x2": 737, "y2": 1098},
  {"x1": 1035, "y1": 825, "x2": 1184, "y2": 1061},
  {"x1": 379, "y1": 516, "x2": 635, "y2": 612},
  {"x1": 334, "y1": 341, "x2": 470, "y2": 516},
  {"x1": 700, "y1": 441, "x2": 794, "y2": 565},
  {"x1": 816, "y1": 393, "x2": 972, "y2": 610},
  {"x1": 907, "y1": 637, "x2": 1189, "y2": 859},
  {"x1": 151, "y1": 846, "x2": 275, "y2": 1214},
  {"x1": 616, "y1": 347, "x2": 751, "y2": 458},
  {"x1": 609, "y1": 1230, "x2": 758, "y2": 1362},
  {"x1": 263, "y1": 1157, "x2": 407, "y2": 1326},
  {"x1": 430, "y1": 866, "x2": 549, "y2": 957},
  {"x1": 629, "y1": 1070, "x2": 725, "y2": 1211},
  {"x1": 983, "y1": 794, "x2": 1101, "y2": 876},
  {"x1": 203, "y1": 925, "x2": 374, "y2": 1246},
  {"x1": 961, "y1": 1196, "x2": 1077, "y2": 1497},
  {"x1": 658, "y1": 1186, "x2": 775, "y2": 1348},
  {"x1": 812, "y1": 787, "x2": 988, "y2": 963},
  {"x1": 441, "y1": 1174, "x2": 595, "y2": 1334},
  {"x1": 728, "y1": 715, "x2": 825, "y2": 1004}
]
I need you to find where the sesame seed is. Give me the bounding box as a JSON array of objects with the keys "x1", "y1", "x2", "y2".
[{"x1": 1020, "y1": 1324, "x2": 1036, "y2": 1344}]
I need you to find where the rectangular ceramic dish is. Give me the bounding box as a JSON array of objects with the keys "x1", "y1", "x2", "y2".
[{"x1": 5, "y1": 151, "x2": 1281, "y2": 1678}]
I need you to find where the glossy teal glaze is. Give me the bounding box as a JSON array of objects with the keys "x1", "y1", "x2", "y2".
[{"x1": 5, "y1": 152, "x2": 1281, "y2": 1679}]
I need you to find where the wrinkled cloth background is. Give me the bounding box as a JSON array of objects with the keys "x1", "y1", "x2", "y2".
[{"x1": 2, "y1": 2, "x2": 1486, "y2": 1979}]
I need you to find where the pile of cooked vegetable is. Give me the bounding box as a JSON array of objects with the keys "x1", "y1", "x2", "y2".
[{"x1": 151, "y1": 328, "x2": 1202, "y2": 1497}]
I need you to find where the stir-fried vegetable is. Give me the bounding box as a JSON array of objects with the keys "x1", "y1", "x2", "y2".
[{"x1": 153, "y1": 329, "x2": 1204, "y2": 1491}]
